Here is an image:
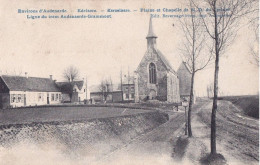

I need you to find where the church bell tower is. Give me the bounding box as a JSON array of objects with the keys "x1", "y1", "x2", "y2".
[{"x1": 146, "y1": 17, "x2": 157, "y2": 49}]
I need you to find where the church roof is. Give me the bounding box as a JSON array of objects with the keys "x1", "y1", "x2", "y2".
[
  {"x1": 177, "y1": 61, "x2": 192, "y2": 74},
  {"x1": 156, "y1": 49, "x2": 177, "y2": 74},
  {"x1": 146, "y1": 17, "x2": 157, "y2": 38}
]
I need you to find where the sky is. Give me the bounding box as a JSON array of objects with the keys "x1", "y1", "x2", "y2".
[{"x1": 0, "y1": 0, "x2": 258, "y2": 96}]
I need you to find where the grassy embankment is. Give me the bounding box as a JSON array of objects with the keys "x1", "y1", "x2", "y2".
[{"x1": 218, "y1": 95, "x2": 259, "y2": 119}]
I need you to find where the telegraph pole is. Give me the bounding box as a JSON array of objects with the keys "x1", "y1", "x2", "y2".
[
  {"x1": 128, "y1": 66, "x2": 130, "y2": 101},
  {"x1": 120, "y1": 67, "x2": 123, "y2": 101}
]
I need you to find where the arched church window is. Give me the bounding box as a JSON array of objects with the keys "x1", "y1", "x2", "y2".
[{"x1": 149, "y1": 63, "x2": 156, "y2": 84}]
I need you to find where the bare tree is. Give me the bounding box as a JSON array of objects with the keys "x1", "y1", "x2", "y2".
[
  {"x1": 179, "y1": 0, "x2": 213, "y2": 137},
  {"x1": 99, "y1": 78, "x2": 113, "y2": 102},
  {"x1": 249, "y1": 12, "x2": 259, "y2": 65},
  {"x1": 0, "y1": 67, "x2": 23, "y2": 76},
  {"x1": 191, "y1": 0, "x2": 255, "y2": 156},
  {"x1": 249, "y1": 37, "x2": 259, "y2": 66},
  {"x1": 62, "y1": 65, "x2": 80, "y2": 102},
  {"x1": 207, "y1": 82, "x2": 224, "y2": 97},
  {"x1": 246, "y1": 0, "x2": 259, "y2": 65},
  {"x1": 63, "y1": 65, "x2": 80, "y2": 82}
]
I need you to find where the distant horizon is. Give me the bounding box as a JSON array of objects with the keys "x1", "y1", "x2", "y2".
[{"x1": 0, "y1": 0, "x2": 258, "y2": 97}]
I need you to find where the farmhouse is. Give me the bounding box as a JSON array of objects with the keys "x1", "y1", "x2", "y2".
[
  {"x1": 56, "y1": 79, "x2": 89, "y2": 103},
  {"x1": 0, "y1": 74, "x2": 90, "y2": 109},
  {"x1": 0, "y1": 74, "x2": 62, "y2": 109}
]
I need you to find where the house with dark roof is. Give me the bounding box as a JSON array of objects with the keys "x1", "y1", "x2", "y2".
[
  {"x1": 56, "y1": 79, "x2": 89, "y2": 103},
  {"x1": 134, "y1": 17, "x2": 180, "y2": 103},
  {"x1": 0, "y1": 74, "x2": 90, "y2": 109},
  {"x1": 0, "y1": 75, "x2": 62, "y2": 108}
]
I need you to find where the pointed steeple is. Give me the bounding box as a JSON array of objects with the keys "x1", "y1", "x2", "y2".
[
  {"x1": 146, "y1": 16, "x2": 157, "y2": 39},
  {"x1": 146, "y1": 16, "x2": 157, "y2": 49}
]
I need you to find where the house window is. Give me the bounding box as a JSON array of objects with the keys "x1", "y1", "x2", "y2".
[
  {"x1": 84, "y1": 89, "x2": 86, "y2": 92},
  {"x1": 55, "y1": 94, "x2": 58, "y2": 101},
  {"x1": 59, "y1": 94, "x2": 61, "y2": 101},
  {"x1": 17, "y1": 94, "x2": 21, "y2": 103},
  {"x1": 126, "y1": 94, "x2": 129, "y2": 99},
  {"x1": 131, "y1": 93, "x2": 134, "y2": 98},
  {"x1": 51, "y1": 94, "x2": 54, "y2": 101},
  {"x1": 149, "y1": 63, "x2": 156, "y2": 84},
  {"x1": 11, "y1": 94, "x2": 16, "y2": 103}
]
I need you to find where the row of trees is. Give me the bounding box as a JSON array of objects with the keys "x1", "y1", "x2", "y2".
[{"x1": 179, "y1": 0, "x2": 258, "y2": 157}]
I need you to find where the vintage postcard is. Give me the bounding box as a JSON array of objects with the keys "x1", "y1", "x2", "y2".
[{"x1": 0, "y1": 0, "x2": 259, "y2": 164}]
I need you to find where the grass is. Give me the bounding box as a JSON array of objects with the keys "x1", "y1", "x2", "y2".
[
  {"x1": 218, "y1": 95, "x2": 259, "y2": 119},
  {"x1": 0, "y1": 106, "x2": 156, "y2": 125}
]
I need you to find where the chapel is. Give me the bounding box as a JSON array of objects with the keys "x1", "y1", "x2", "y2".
[{"x1": 134, "y1": 17, "x2": 181, "y2": 103}]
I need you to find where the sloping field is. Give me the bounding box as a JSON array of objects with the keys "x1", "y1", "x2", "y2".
[
  {"x1": 218, "y1": 95, "x2": 259, "y2": 118},
  {"x1": 0, "y1": 110, "x2": 169, "y2": 165},
  {"x1": 0, "y1": 106, "x2": 156, "y2": 125}
]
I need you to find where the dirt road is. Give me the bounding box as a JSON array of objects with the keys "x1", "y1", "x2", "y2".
[
  {"x1": 96, "y1": 100, "x2": 259, "y2": 165},
  {"x1": 181, "y1": 99, "x2": 259, "y2": 165},
  {"x1": 94, "y1": 111, "x2": 186, "y2": 164},
  {"x1": 196, "y1": 100, "x2": 259, "y2": 164}
]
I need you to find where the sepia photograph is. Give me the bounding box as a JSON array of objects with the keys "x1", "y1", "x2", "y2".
[{"x1": 0, "y1": 0, "x2": 259, "y2": 164}]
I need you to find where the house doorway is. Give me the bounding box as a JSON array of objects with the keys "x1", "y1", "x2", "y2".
[
  {"x1": 24, "y1": 94, "x2": 26, "y2": 106},
  {"x1": 149, "y1": 90, "x2": 156, "y2": 100},
  {"x1": 47, "y1": 93, "x2": 50, "y2": 104}
]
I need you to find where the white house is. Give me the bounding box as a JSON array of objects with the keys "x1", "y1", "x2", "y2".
[
  {"x1": 56, "y1": 79, "x2": 90, "y2": 103},
  {"x1": 0, "y1": 75, "x2": 62, "y2": 108}
]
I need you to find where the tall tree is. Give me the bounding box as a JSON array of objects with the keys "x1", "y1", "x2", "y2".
[
  {"x1": 63, "y1": 65, "x2": 80, "y2": 82},
  {"x1": 179, "y1": 0, "x2": 213, "y2": 137},
  {"x1": 99, "y1": 78, "x2": 113, "y2": 102},
  {"x1": 191, "y1": 0, "x2": 255, "y2": 155},
  {"x1": 62, "y1": 65, "x2": 80, "y2": 102},
  {"x1": 248, "y1": 6, "x2": 259, "y2": 66}
]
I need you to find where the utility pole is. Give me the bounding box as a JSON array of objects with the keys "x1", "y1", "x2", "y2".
[
  {"x1": 85, "y1": 75, "x2": 88, "y2": 100},
  {"x1": 128, "y1": 66, "x2": 130, "y2": 101},
  {"x1": 120, "y1": 67, "x2": 123, "y2": 101},
  {"x1": 110, "y1": 76, "x2": 113, "y2": 102}
]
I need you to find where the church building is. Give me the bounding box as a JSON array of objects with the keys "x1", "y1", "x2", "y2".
[{"x1": 134, "y1": 17, "x2": 180, "y2": 103}]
